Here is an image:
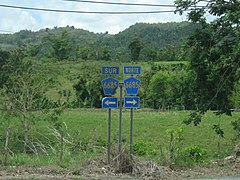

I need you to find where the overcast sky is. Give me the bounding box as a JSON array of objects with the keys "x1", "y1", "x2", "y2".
[{"x1": 0, "y1": 0, "x2": 189, "y2": 34}]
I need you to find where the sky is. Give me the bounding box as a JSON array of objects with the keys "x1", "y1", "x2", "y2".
[{"x1": 0, "y1": 0, "x2": 189, "y2": 34}]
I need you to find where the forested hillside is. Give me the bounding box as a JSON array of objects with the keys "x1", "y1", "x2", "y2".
[
  {"x1": 0, "y1": 22, "x2": 199, "y2": 61},
  {"x1": 106, "y1": 21, "x2": 198, "y2": 50}
]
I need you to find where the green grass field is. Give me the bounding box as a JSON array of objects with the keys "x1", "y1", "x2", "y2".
[
  {"x1": 57, "y1": 109, "x2": 239, "y2": 158},
  {"x1": 30, "y1": 59, "x2": 238, "y2": 160},
  {"x1": 1, "y1": 59, "x2": 238, "y2": 168},
  {"x1": 1, "y1": 108, "x2": 238, "y2": 167}
]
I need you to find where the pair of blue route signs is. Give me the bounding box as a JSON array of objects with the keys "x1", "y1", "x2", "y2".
[
  {"x1": 102, "y1": 66, "x2": 141, "y2": 75},
  {"x1": 102, "y1": 76, "x2": 141, "y2": 96},
  {"x1": 101, "y1": 66, "x2": 141, "y2": 109}
]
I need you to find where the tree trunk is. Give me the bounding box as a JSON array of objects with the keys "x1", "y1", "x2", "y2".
[
  {"x1": 3, "y1": 127, "x2": 10, "y2": 166},
  {"x1": 23, "y1": 117, "x2": 29, "y2": 154},
  {"x1": 60, "y1": 131, "x2": 64, "y2": 161},
  {"x1": 169, "y1": 132, "x2": 174, "y2": 161},
  {"x1": 218, "y1": 135, "x2": 221, "y2": 162}
]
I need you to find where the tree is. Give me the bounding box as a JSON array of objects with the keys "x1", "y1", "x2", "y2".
[
  {"x1": 175, "y1": 0, "x2": 240, "y2": 125},
  {"x1": 73, "y1": 73, "x2": 104, "y2": 108},
  {"x1": 0, "y1": 49, "x2": 10, "y2": 88},
  {"x1": 48, "y1": 31, "x2": 72, "y2": 60},
  {"x1": 73, "y1": 76, "x2": 89, "y2": 107},
  {"x1": 230, "y1": 82, "x2": 240, "y2": 109},
  {"x1": 140, "y1": 46, "x2": 157, "y2": 61},
  {"x1": 2, "y1": 57, "x2": 48, "y2": 153},
  {"x1": 146, "y1": 70, "x2": 185, "y2": 110},
  {"x1": 100, "y1": 45, "x2": 111, "y2": 61},
  {"x1": 86, "y1": 77, "x2": 104, "y2": 108},
  {"x1": 157, "y1": 44, "x2": 179, "y2": 61},
  {"x1": 128, "y1": 37, "x2": 143, "y2": 61},
  {"x1": 77, "y1": 46, "x2": 91, "y2": 61}
]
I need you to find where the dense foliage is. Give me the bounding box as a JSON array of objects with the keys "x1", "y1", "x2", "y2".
[
  {"x1": 0, "y1": 22, "x2": 199, "y2": 62},
  {"x1": 175, "y1": 0, "x2": 240, "y2": 125}
]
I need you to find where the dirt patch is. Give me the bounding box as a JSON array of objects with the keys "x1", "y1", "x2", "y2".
[{"x1": 0, "y1": 159, "x2": 240, "y2": 179}]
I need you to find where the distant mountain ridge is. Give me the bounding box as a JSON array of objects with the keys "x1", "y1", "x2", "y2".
[
  {"x1": 0, "y1": 22, "x2": 200, "y2": 61},
  {"x1": 0, "y1": 26, "x2": 101, "y2": 50},
  {"x1": 0, "y1": 22, "x2": 198, "y2": 50},
  {"x1": 107, "y1": 22, "x2": 199, "y2": 50}
]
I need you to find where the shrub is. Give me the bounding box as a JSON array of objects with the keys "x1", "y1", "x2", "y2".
[
  {"x1": 173, "y1": 145, "x2": 208, "y2": 167},
  {"x1": 133, "y1": 140, "x2": 157, "y2": 157},
  {"x1": 182, "y1": 145, "x2": 208, "y2": 163}
]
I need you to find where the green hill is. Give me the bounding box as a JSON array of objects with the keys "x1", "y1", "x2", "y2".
[
  {"x1": 105, "y1": 21, "x2": 199, "y2": 50},
  {"x1": 0, "y1": 22, "x2": 199, "y2": 61}
]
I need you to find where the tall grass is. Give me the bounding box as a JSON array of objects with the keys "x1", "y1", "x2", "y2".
[
  {"x1": 1, "y1": 109, "x2": 239, "y2": 167},
  {"x1": 59, "y1": 109, "x2": 238, "y2": 158}
]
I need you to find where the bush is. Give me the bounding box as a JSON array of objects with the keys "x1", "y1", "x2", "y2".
[
  {"x1": 173, "y1": 145, "x2": 208, "y2": 167},
  {"x1": 182, "y1": 145, "x2": 207, "y2": 163},
  {"x1": 133, "y1": 140, "x2": 157, "y2": 157}
]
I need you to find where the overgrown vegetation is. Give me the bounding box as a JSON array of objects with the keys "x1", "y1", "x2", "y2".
[
  {"x1": 0, "y1": 54, "x2": 239, "y2": 169},
  {"x1": 0, "y1": 1, "x2": 239, "y2": 174},
  {"x1": 0, "y1": 109, "x2": 239, "y2": 168}
]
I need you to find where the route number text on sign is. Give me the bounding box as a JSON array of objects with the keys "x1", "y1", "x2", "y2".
[
  {"x1": 124, "y1": 76, "x2": 141, "y2": 95},
  {"x1": 101, "y1": 77, "x2": 119, "y2": 95}
]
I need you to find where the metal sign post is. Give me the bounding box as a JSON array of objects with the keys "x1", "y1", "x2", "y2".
[
  {"x1": 102, "y1": 97, "x2": 118, "y2": 163},
  {"x1": 118, "y1": 83, "x2": 123, "y2": 163},
  {"x1": 107, "y1": 108, "x2": 111, "y2": 163},
  {"x1": 101, "y1": 65, "x2": 141, "y2": 164},
  {"x1": 124, "y1": 96, "x2": 140, "y2": 158},
  {"x1": 130, "y1": 108, "x2": 133, "y2": 159},
  {"x1": 101, "y1": 66, "x2": 120, "y2": 164},
  {"x1": 123, "y1": 66, "x2": 141, "y2": 160}
]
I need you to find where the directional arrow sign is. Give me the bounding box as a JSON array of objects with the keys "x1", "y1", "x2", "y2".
[
  {"x1": 102, "y1": 97, "x2": 118, "y2": 109},
  {"x1": 124, "y1": 76, "x2": 141, "y2": 95},
  {"x1": 124, "y1": 96, "x2": 140, "y2": 108},
  {"x1": 101, "y1": 77, "x2": 119, "y2": 95}
]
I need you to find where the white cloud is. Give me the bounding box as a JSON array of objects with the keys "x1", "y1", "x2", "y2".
[
  {"x1": 0, "y1": 8, "x2": 37, "y2": 32},
  {"x1": 0, "y1": 0, "x2": 188, "y2": 34}
]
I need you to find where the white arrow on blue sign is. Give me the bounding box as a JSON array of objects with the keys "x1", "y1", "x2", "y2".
[
  {"x1": 124, "y1": 96, "x2": 140, "y2": 108},
  {"x1": 102, "y1": 97, "x2": 118, "y2": 108},
  {"x1": 124, "y1": 76, "x2": 141, "y2": 95},
  {"x1": 101, "y1": 77, "x2": 119, "y2": 95}
]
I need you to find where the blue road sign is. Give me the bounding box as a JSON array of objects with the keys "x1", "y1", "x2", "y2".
[
  {"x1": 123, "y1": 66, "x2": 141, "y2": 75},
  {"x1": 102, "y1": 66, "x2": 120, "y2": 75},
  {"x1": 102, "y1": 97, "x2": 118, "y2": 109},
  {"x1": 124, "y1": 76, "x2": 141, "y2": 95},
  {"x1": 102, "y1": 77, "x2": 119, "y2": 95},
  {"x1": 124, "y1": 96, "x2": 140, "y2": 108}
]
